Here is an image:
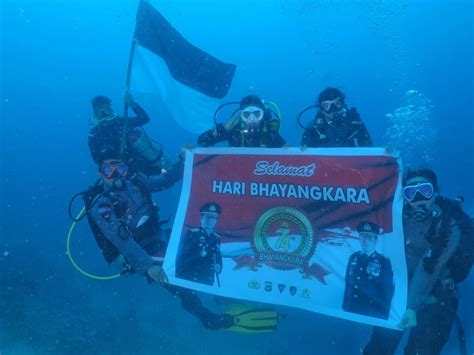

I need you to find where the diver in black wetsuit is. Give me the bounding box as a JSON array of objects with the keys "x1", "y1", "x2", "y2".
[
  {"x1": 198, "y1": 95, "x2": 286, "y2": 148},
  {"x1": 300, "y1": 87, "x2": 372, "y2": 148},
  {"x1": 363, "y1": 169, "x2": 466, "y2": 355},
  {"x1": 88, "y1": 93, "x2": 169, "y2": 176},
  {"x1": 84, "y1": 154, "x2": 233, "y2": 330}
]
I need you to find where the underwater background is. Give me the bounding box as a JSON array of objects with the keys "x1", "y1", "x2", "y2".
[{"x1": 1, "y1": 0, "x2": 473, "y2": 353}]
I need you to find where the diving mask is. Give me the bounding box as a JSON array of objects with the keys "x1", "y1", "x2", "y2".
[
  {"x1": 240, "y1": 106, "x2": 264, "y2": 124},
  {"x1": 403, "y1": 182, "x2": 434, "y2": 202},
  {"x1": 320, "y1": 97, "x2": 344, "y2": 113},
  {"x1": 90, "y1": 105, "x2": 117, "y2": 124},
  {"x1": 101, "y1": 162, "x2": 128, "y2": 179}
]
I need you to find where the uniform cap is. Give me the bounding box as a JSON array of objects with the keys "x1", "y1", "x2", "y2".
[
  {"x1": 357, "y1": 221, "x2": 380, "y2": 236},
  {"x1": 200, "y1": 202, "x2": 221, "y2": 216}
]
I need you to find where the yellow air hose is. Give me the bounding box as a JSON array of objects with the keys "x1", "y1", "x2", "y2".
[
  {"x1": 66, "y1": 207, "x2": 121, "y2": 280},
  {"x1": 266, "y1": 100, "x2": 282, "y2": 122}
]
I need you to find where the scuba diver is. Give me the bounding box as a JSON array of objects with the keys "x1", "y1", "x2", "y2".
[
  {"x1": 364, "y1": 168, "x2": 473, "y2": 355},
  {"x1": 70, "y1": 151, "x2": 279, "y2": 332},
  {"x1": 88, "y1": 93, "x2": 169, "y2": 176},
  {"x1": 197, "y1": 95, "x2": 286, "y2": 148},
  {"x1": 77, "y1": 151, "x2": 233, "y2": 330},
  {"x1": 299, "y1": 87, "x2": 372, "y2": 148}
]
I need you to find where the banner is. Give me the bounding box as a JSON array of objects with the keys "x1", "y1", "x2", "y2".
[{"x1": 163, "y1": 147, "x2": 407, "y2": 329}]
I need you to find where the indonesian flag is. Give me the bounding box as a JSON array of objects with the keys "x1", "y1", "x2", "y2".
[{"x1": 129, "y1": 0, "x2": 237, "y2": 134}]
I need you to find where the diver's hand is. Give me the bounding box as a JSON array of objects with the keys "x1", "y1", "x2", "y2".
[
  {"x1": 441, "y1": 277, "x2": 455, "y2": 291},
  {"x1": 223, "y1": 114, "x2": 240, "y2": 132},
  {"x1": 300, "y1": 144, "x2": 307, "y2": 151},
  {"x1": 214, "y1": 263, "x2": 222, "y2": 274},
  {"x1": 147, "y1": 265, "x2": 168, "y2": 284},
  {"x1": 384, "y1": 145, "x2": 400, "y2": 157},
  {"x1": 398, "y1": 308, "x2": 417, "y2": 329},
  {"x1": 124, "y1": 92, "x2": 135, "y2": 106},
  {"x1": 179, "y1": 144, "x2": 194, "y2": 162}
]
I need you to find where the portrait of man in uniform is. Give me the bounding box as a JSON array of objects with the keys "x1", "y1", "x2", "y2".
[
  {"x1": 175, "y1": 202, "x2": 223, "y2": 286},
  {"x1": 342, "y1": 221, "x2": 394, "y2": 320}
]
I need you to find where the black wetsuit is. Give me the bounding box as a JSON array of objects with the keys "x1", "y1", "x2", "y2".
[
  {"x1": 88, "y1": 103, "x2": 149, "y2": 164},
  {"x1": 301, "y1": 108, "x2": 372, "y2": 148},
  {"x1": 87, "y1": 164, "x2": 230, "y2": 329},
  {"x1": 198, "y1": 122, "x2": 286, "y2": 148},
  {"x1": 363, "y1": 203, "x2": 461, "y2": 355}
]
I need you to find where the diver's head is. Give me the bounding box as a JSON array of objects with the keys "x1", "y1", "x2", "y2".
[
  {"x1": 317, "y1": 87, "x2": 346, "y2": 123},
  {"x1": 403, "y1": 168, "x2": 439, "y2": 221},
  {"x1": 99, "y1": 158, "x2": 129, "y2": 188},
  {"x1": 200, "y1": 202, "x2": 221, "y2": 233},
  {"x1": 239, "y1": 95, "x2": 266, "y2": 130},
  {"x1": 357, "y1": 221, "x2": 379, "y2": 255},
  {"x1": 91, "y1": 96, "x2": 116, "y2": 123}
]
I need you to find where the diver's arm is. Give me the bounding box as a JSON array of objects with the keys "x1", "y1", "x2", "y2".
[
  {"x1": 357, "y1": 125, "x2": 373, "y2": 147},
  {"x1": 347, "y1": 108, "x2": 373, "y2": 147},
  {"x1": 90, "y1": 199, "x2": 155, "y2": 273},
  {"x1": 275, "y1": 133, "x2": 286, "y2": 148},
  {"x1": 350, "y1": 123, "x2": 373, "y2": 147},
  {"x1": 406, "y1": 222, "x2": 461, "y2": 310},
  {"x1": 272, "y1": 133, "x2": 287, "y2": 148},
  {"x1": 146, "y1": 160, "x2": 184, "y2": 192},
  {"x1": 301, "y1": 127, "x2": 317, "y2": 147},
  {"x1": 197, "y1": 124, "x2": 229, "y2": 147},
  {"x1": 128, "y1": 102, "x2": 150, "y2": 127}
]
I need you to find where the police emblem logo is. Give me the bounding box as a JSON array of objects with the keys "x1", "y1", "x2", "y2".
[
  {"x1": 363, "y1": 223, "x2": 372, "y2": 231},
  {"x1": 98, "y1": 203, "x2": 112, "y2": 220},
  {"x1": 209, "y1": 205, "x2": 216, "y2": 212},
  {"x1": 254, "y1": 207, "x2": 315, "y2": 270},
  {"x1": 366, "y1": 260, "x2": 381, "y2": 277}
]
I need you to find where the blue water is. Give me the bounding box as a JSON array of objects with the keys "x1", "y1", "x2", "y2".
[{"x1": 1, "y1": 0, "x2": 473, "y2": 353}]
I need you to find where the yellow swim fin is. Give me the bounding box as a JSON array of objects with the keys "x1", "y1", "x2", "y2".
[{"x1": 224, "y1": 306, "x2": 279, "y2": 334}]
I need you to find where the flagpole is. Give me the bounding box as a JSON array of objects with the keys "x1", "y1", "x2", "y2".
[{"x1": 120, "y1": 37, "x2": 138, "y2": 158}]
